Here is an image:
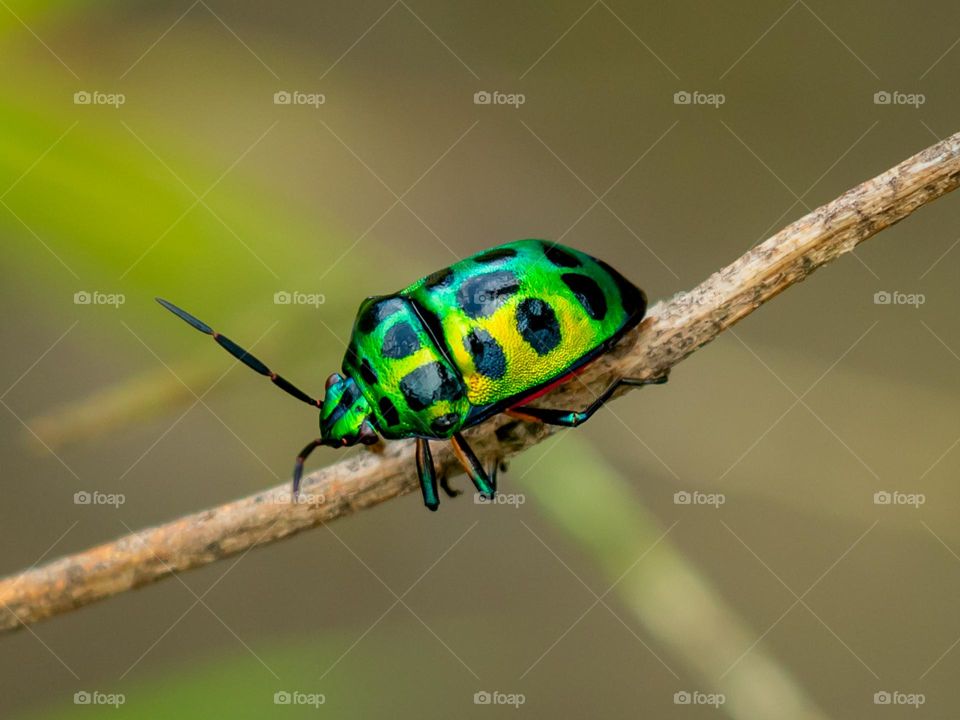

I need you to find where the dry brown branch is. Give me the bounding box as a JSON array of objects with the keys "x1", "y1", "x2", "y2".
[{"x1": 3, "y1": 131, "x2": 960, "y2": 635}]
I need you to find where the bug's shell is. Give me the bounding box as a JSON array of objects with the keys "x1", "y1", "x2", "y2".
[{"x1": 342, "y1": 239, "x2": 646, "y2": 439}]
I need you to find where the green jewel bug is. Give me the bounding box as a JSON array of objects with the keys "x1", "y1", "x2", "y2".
[{"x1": 157, "y1": 239, "x2": 666, "y2": 511}]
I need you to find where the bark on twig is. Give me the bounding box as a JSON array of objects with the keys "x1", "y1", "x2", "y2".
[{"x1": 3, "y1": 131, "x2": 960, "y2": 635}]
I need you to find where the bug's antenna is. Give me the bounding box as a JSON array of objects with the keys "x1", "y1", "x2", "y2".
[{"x1": 156, "y1": 298, "x2": 322, "y2": 409}]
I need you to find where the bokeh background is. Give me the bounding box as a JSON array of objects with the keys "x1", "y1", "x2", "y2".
[{"x1": 1, "y1": 1, "x2": 960, "y2": 717}]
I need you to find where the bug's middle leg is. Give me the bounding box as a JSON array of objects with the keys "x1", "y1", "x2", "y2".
[
  {"x1": 416, "y1": 437, "x2": 440, "y2": 511},
  {"x1": 507, "y1": 375, "x2": 667, "y2": 428},
  {"x1": 450, "y1": 432, "x2": 495, "y2": 499},
  {"x1": 440, "y1": 458, "x2": 502, "y2": 498}
]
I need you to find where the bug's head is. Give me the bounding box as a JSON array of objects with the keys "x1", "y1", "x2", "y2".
[{"x1": 320, "y1": 373, "x2": 378, "y2": 447}]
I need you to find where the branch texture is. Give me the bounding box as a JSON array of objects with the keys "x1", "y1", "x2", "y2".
[{"x1": 3, "y1": 131, "x2": 960, "y2": 634}]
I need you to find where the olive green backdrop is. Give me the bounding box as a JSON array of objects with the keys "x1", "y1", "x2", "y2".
[{"x1": 1, "y1": 2, "x2": 959, "y2": 718}]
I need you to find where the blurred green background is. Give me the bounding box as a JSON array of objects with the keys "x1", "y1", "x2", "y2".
[{"x1": 2, "y1": 1, "x2": 960, "y2": 717}]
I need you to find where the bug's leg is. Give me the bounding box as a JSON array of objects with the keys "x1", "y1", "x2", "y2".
[
  {"x1": 439, "y1": 470, "x2": 461, "y2": 498},
  {"x1": 292, "y1": 438, "x2": 324, "y2": 497},
  {"x1": 442, "y1": 456, "x2": 499, "y2": 497},
  {"x1": 488, "y1": 456, "x2": 502, "y2": 492},
  {"x1": 416, "y1": 438, "x2": 440, "y2": 511},
  {"x1": 450, "y1": 432, "x2": 495, "y2": 499},
  {"x1": 507, "y1": 375, "x2": 667, "y2": 428}
]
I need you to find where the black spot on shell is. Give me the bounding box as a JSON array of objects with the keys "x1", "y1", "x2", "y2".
[
  {"x1": 562, "y1": 273, "x2": 608, "y2": 321},
  {"x1": 516, "y1": 298, "x2": 561, "y2": 355},
  {"x1": 358, "y1": 296, "x2": 405, "y2": 334},
  {"x1": 473, "y1": 247, "x2": 517, "y2": 264},
  {"x1": 399, "y1": 362, "x2": 464, "y2": 411},
  {"x1": 430, "y1": 413, "x2": 460, "y2": 434},
  {"x1": 359, "y1": 358, "x2": 378, "y2": 385},
  {"x1": 597, "y1": 260, "x2": 647, "y2": 319},
  {"x1": 344, "y1": 344, "x2": 360, "y2": 368},
  {"x1": 542, "y1": 242, "x2": 582, "y2": 268},
  {"x1": 378, "y1": 396, "x2": 400, "y2": 426},
  {"x1": 381, "y1": 321, "x2": 421, "y2": 359},
  {"x1": 342, "y1": 381, "x2": 361, "y2": 407},
  {"x1": 456, "y1": 271, "x2": 519, "y2": 319},
  {"x1": 424, "y1": 267, "x2": 453, "y2": 289},
  {"x1": 463, "y1": 328, "x2": 506, "y2": 380}
]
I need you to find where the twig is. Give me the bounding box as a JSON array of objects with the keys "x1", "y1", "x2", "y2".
[{"x1": 3, "y1": 131, "x2": 960, "y2": 635}]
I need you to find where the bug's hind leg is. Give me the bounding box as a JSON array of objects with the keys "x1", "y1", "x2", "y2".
[
  {"x1": 416, "y1": 438, "x2": 441, "y2": 511},
  {"x1": 507, "y1": 375, "x2": 667, "y2": 428},
  {"x1": 439, "y1": 470, "x2": 460, "y2": 498},
  {"x1": 488, "y1": 456, "x2": 504, "y2": 492},
  {"x1": 451, "y1": 432, "x2": 495, "y2": 499}
]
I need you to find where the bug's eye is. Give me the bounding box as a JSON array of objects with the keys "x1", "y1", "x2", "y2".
[{"x1": 325, "y1": 373, "x2": 343, "y2": 390}]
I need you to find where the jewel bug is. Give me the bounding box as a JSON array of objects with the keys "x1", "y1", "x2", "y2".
[{"x1": 157, "y1": 239, "x2": 666, "y2": 510}]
